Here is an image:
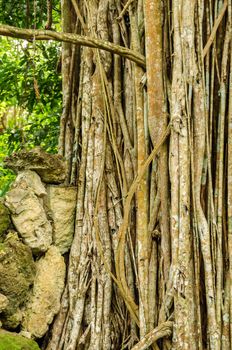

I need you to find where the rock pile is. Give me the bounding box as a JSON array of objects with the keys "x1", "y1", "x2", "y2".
[{"x1": 0, "y1": 148, "x2": 77, "y2": 348}]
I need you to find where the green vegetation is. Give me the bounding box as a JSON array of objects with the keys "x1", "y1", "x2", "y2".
[
  {"x1": 0, "y1": 0, "x2": 61, "y2": 29},
  {"x1": 0, "y1": 331, "x2": 40, "y2": 350},
  {"x1": 0, "y1": 1, "x2": 61, "y2": 195}
]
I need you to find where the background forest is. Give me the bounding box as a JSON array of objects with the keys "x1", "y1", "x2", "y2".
[{"x1": 0, "y1": 0, "x2": 61, "y2": 195}]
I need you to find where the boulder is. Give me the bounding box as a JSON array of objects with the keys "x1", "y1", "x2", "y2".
[
  {"x1": 0, "y1": 330, "x2": 40, "y2": 350},
  {"x1": 0, "y1": 294, "x2": 8, "y2": 313},
  {"x1": 45, "y1": 185, "x2": 77, "y2": 254},
  {"x1": 4, "y1": 174, "x2": 52, "y2": 253},
  {"x1": 4, "y1": 147, "x2": 67, "y2": 184},
  {"x1": 0, "y1": 232, "x2": 35, "y2": 329},
  {"x1": 0, "y1": 200, "x2": 10, "y2": 238},
  {"x1": 14, "y1": 170, "x2": 47, "y2": 197},
  {"x1": 22, "y1": 246, "x2": 66, "y2": 338}
]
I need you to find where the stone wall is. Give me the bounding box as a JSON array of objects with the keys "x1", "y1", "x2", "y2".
[{"x1": 0, "y1": 149, "x2": 77, "y2": 348}]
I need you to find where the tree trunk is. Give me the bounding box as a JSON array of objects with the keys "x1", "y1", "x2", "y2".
[{"x1": 47, "y1": 0, "x2": 232, "y2": 349}]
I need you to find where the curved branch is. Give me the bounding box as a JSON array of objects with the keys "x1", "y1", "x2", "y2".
[
  {"x1": 203, "y1": 0, "x2": 228, "y2": 57},
  {"x1": 115, "y1": 124, "x2": 171, "y2": 322},
  {"x1": 131, "y1": 321, "x2": 173, "y2": 350},
  {"x1": 0, "y1": 24, "x2": 146, "y2": 68}
]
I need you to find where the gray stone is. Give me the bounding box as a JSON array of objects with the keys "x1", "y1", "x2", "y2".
[
  {"x1": 0, "y1": 294, "x2": 8, "y2": 313},
  {"x1": 4, "y1": 181, "x2": 52, "y2": 253},
  {"x1": 15, "y1": 170, "x2": 47, "y2": 197},
  {"x1": 4, "y1": 147, "x2": 67, "y2": 184},
  {"x1": 22, "y1": 246, "x2": 66, "y2": 338},
  {"x1": 0, "y1": 232, "x2": 35, "y2": 329},
  {"x1": 46, "y1": 185, "x2": 77, "y2": 254}
]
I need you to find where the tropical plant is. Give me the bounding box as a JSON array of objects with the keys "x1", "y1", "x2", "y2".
[{"x1": 0, "y1": 6, "x2": 62, "y2": 195}]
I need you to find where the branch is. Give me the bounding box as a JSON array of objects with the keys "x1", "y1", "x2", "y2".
[
  {"x1": 203, "y1": 0, "x2": 228, "y2": 58},
  {"x1": 0, "y1": 24, "x2": 146, "y2": 68},
  {"x1": 131, "y1": 321, "x2": 173, "y2": 350},
  {"x1": 117, "y1": 0, "x2": 135, "y2": 20}
]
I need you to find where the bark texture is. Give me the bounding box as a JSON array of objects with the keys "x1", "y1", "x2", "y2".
[{"x1": 47, "y1": 0, "x2": 232, "y2": 349}]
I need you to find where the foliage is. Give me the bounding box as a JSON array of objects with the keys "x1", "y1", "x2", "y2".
[
  {"x1": 0, "y1": 131, "x2": 15, "y2": 196},
  {"x1": 0, "y1": 2, "x2": 62, "y2": 195},
  {"x1": 0, "y1": 38, "x2": 62, "y2": 153},
  {"x1": 0, "y1": 0, "x2": 61, "y2": 29}
]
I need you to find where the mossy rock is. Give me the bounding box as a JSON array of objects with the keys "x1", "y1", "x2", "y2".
[
  {"x1": 0, "y1": 201, "x2": 10, "y2": 237},
  {"x1": 0, "y1": 232, "x2": 35, "y2": 328},
  {"x1": 0, "y1": 330, "x2": 40, "y2": 350},
  {"x1": 4, "y1": 147, "x2": 67, "y2": 184}
]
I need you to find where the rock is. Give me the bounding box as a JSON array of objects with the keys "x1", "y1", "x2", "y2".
[
  {"x1": 4, "y1": 147, "x2": 67, "y2": 184},
  {"x1": 0, "y1": 330, "x2": 40, "y2": 350},
  {"x1": 3, "y1": 310, "x2": 23, "y2": 330},
  {"x1": 22, "y1": 246, "x2": 66, "y2": 338},
  {"x1": 45, "y1": 185, "x2": 77, "y2": 254},
  {"x1": 0, "y1": 200, "x2": 10, "y2": 238},
  {"x1": 0, "y1": 294, "x2": 9, "y2": 313},
  {"x1": 15, "y1": 171, "x2": 47, "y2": 197},
  {"x1": 0, "y1": 232, "x2": 35, "y2": 329},
  {"x1": 4, "y1": 180, "x2": 52, "y2": 253}
]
